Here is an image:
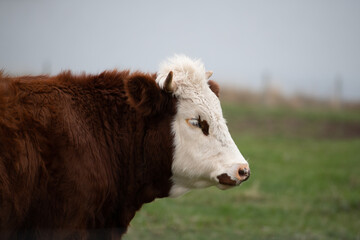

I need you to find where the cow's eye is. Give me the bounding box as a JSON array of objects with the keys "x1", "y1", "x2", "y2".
[
  {"x1": 187, "y1": 118, "x2": 200, "y2": 128},
  {"x1": 186, "y1": 117, "x2": 210, "y2": 136}
]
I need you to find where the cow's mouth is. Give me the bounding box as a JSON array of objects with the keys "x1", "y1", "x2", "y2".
[{"x1": 216, "y1": 173, "x2": 238, "y2": 186}]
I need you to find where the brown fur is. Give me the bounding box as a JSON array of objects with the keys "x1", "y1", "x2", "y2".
[
  {"x1": 199, "y1": 117, "x2": 209, "y2": 136},
  {"x1": 0, "y1": 70, "x2": 177, "y2": 239},
  {"x1": 216, "y1": 174, "x2": 237, "y2": 186}
]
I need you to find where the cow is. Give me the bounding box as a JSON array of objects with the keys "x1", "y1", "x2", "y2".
[{"x1": 0, "y1": 55, "x2": 250, "y2": 239}]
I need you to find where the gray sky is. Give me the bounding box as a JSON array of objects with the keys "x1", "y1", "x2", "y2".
[{"x1": 1, "y1": 0, "x2": 359, "y2": 100}]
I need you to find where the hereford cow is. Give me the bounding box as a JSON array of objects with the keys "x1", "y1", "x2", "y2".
[{"x1": 0, "y1": 55, "x2": 250, "y2": 239}]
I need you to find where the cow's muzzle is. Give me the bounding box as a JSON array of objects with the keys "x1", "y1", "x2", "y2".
[{"x1": 217, "y1": 163, "x2": 250, "y2": 186}]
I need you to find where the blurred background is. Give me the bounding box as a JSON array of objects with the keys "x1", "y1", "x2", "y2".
[{"x1": 1, "y1": 0, "x2": 359, "y2": 239}]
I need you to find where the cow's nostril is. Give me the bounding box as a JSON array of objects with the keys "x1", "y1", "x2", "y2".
[{"x1": 238, "y1": 167, "x2": 249, "y2": 177}]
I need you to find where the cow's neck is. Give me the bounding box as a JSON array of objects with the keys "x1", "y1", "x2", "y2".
[{"x1": 106, "y1": 98, "x2": 177, "y2": 228}]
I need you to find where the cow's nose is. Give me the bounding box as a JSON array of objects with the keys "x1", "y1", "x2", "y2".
[{"x1": 237, "y1": 164, "x2": 250, "y2": 182}]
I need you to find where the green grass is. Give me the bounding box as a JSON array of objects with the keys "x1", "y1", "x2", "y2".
[{"x1": 124, "y1": 104, "x2": 360, "y2": 240}]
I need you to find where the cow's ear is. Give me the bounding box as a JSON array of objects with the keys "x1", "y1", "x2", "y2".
[
  {"x1": 208, "y1": 80, "x2": 220, "y2": 98},
  {"x1": 125, "y1": 74, "x2": 164, "y2": 116}
]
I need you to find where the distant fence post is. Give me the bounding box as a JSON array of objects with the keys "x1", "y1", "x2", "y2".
[
  {"x1": 331, "y1": 74, "x2": 342, "y2": 110},
  {"x1": 262, "y1": 72, "x2": 271, "y2": 106}
]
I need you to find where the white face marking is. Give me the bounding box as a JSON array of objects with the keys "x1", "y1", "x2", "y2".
[{"x1": 156, "y1": 55, "x2": 249, "y2": 197}]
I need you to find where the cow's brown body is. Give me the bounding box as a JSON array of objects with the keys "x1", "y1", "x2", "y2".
[{"x1": 0, "y1": 70, "x2": 177, "y2": 239}]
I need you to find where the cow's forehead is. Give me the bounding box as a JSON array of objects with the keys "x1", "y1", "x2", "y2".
[{"x1": 178, "y1": 88, "x2": 223, "y2": 121}]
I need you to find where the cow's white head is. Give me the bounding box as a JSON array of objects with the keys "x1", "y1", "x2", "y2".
[{"x1": 156, "y1": 55, "x2": 250, "y2": 197}]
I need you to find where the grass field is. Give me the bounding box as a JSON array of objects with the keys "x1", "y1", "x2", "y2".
[{"x1": 124, "y1": 103, "x2": 360, "y2": 240}]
